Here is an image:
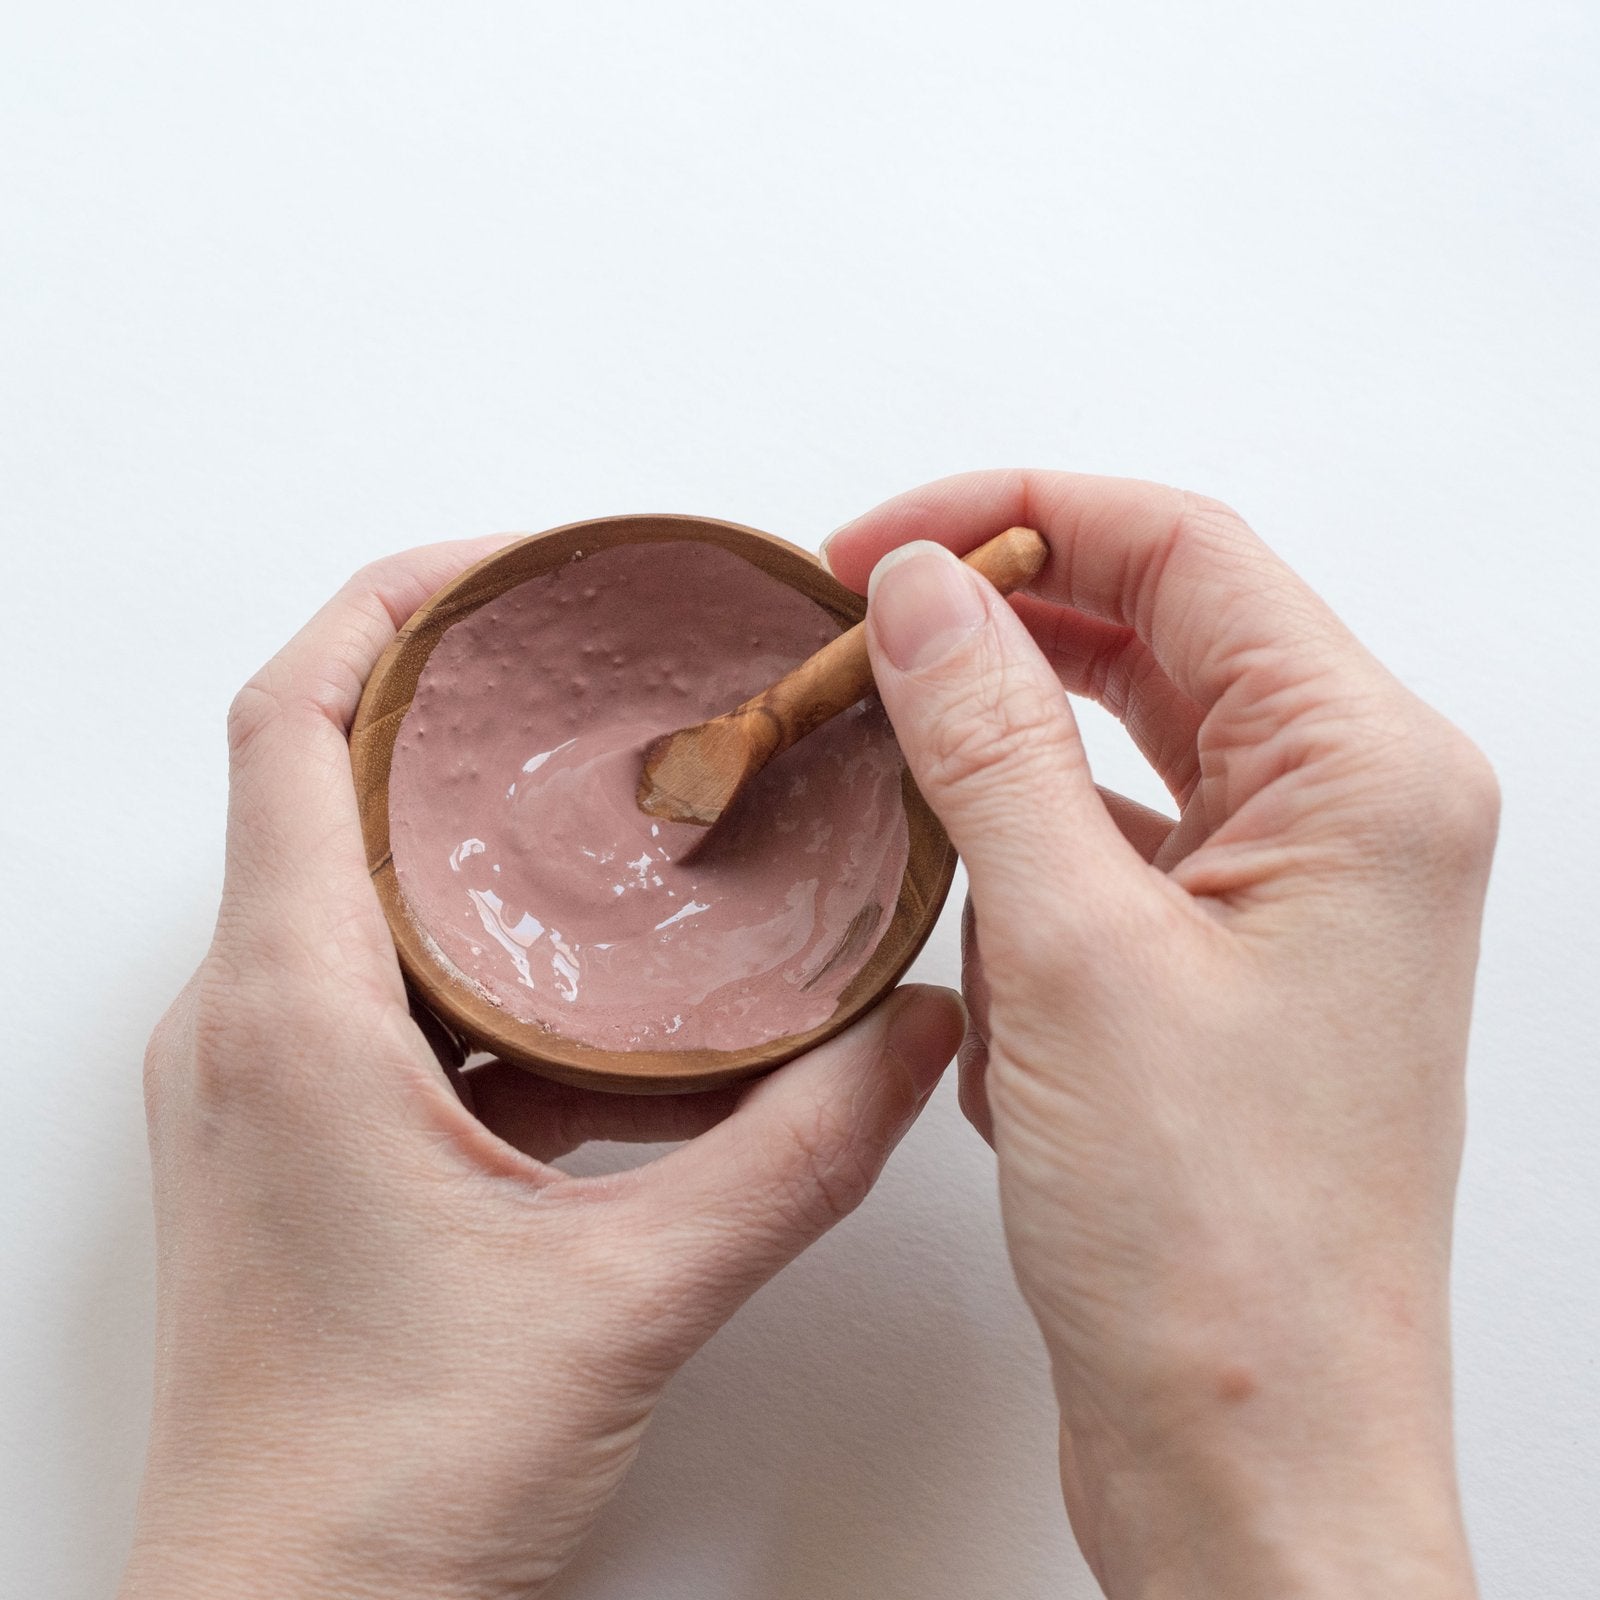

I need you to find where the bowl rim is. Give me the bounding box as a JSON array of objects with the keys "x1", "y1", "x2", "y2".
[{"x1": 349, "y1": 512, "x2": 958, "y2": 1094}]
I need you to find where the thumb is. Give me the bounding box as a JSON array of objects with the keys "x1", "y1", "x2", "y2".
[
  {"x1": 631, "y1": 985, "x2": 964, "y2": 1301},
  {"x1": 865, "y1": 540, "x2": 1137, "y2": 915}
]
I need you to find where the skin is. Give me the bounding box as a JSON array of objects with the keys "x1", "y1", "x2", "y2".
[
  {"x1": 124, "y1": 537, "x2": 965, "y2": 1600},
  {"x1": 125, "y1": 471, "x2": 1497, "y2": 1599},
  {"x1": 830, "y1": 471, "x2": 1496, "y2": 1598}
]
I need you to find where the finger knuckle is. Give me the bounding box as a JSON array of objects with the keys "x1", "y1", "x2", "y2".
[
  {"x1": 347, "y1": 557, "x2": 402, "y2": 608},
  {"x1": 349, "y1": 556, "x2": 390, "y2": 591},
  {"x1": 344, "y1": 559, "x2": 428, "y2": 639},
  {"x1": 142, "y1": 1006, "x2": 178, "y2": 1080},
  {"x1": 1157, "y1": 492, "x2": 1258, "y2": 609},
  {"x1": 1179, "y1": 489, "x2": 1253, "y2": 539},
  {"x1": 1331, "y1": 708, "x2": 1501, "y2": 879},
  {"x1": 956, "y1": 1045, "x2": 991, "y2": 1122},
  {"x1": 186, "y1": 952, "x2": 268, "y2": 1103},
  {"x1": 1422, "y1": 724, "x2": 1501, "y2": 860},
  {"x1": 921, "y1": 669, "x2": 1073, "y2": 800},
  {"x1": 141, "y1": 997, "x2": 189, "y2": 1122},
  {"x1": 182, "y1": 949, "x2": 330, "y2": 1114},
  {"x1": 776, "y1": 1102, "x2": 875, "y2": 1229},
  {"x1": 225, "y1": 678, "x2": 283, "y2": 760}
]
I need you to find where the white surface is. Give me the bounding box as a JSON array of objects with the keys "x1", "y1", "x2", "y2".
[{"x1": 3, "y1": 3, "x2": 1596, "y2": 1594}]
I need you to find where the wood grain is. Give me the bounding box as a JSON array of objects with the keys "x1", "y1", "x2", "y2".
[
  {"x1": 637, "y1": 526, "x2": 1048, "y2": 826},
  {"x1": 349, "y1": 514, "x2": 958, "y2": 1094}
]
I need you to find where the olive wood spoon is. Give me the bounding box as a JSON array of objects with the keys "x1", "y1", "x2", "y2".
[{"x1": 637, "y1": 525, "x2": 1049, "y2": 827}]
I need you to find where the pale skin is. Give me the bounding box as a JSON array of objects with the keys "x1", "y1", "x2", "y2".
[{"x1": 125, "y1": 471, "x2": 1497, "y2": 1599}]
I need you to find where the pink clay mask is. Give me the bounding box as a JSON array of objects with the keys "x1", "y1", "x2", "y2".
[{"x1": 388, "y1": 541, "x2": 910, "y2": 1053}]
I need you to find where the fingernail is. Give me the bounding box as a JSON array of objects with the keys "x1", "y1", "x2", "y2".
[
  {"x1": 817, "y1": 530, "x2": 840, "y2": 573},
  {"x1": 888, "y1": 984, "x2": 966, "y2": 1102},
  {"x1": 867, "y1": 542, "x2": 988, "y2": 673}
]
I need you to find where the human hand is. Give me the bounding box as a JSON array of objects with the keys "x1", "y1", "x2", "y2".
[
  {"x1": 827, "y1": 472, "x2": 1497, "y2": 1600},
  {"x1": 122, "y1": 541, "x2": 963, "y2": 1600}
]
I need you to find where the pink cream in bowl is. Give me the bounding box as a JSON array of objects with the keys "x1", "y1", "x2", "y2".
[{"x1": 388, "y1": 540, "x2": 910, "y2": 1054}]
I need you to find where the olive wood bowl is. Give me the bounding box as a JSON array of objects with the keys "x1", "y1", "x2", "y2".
[{"x1": 349, "y1": 513, "x2": 957, "y2": 1094}]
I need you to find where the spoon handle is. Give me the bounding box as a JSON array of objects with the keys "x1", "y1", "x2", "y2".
[{"x1": 747, "y1": 525, "x2": 1049, "y2": 752}]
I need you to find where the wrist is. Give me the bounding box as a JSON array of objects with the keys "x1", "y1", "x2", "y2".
[
  {"x1": 120, "y1": 1495, "x2": 553, "y2": 1600},
  {"x1": 1048, "y1": 1333, "x2": 1477, "y2": 1600},
  {"x1": 118, "y1": 1378, "x2": 658, "y2": 1600},
  {"x1": 120, "y1": 1538, "x2": 504, "y2": 1600},
  {"x1": 1084, "y1": 1430, "x2": 1477, "y2": 1600}
]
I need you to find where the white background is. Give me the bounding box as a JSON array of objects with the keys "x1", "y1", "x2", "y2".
[{"x1": 3, "y1": 2, "x2": 1596, "y2": 1594}]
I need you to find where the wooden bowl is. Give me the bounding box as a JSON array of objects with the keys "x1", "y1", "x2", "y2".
[{"x1": 350, "y1": 513, "x2": 957, "y2": 1094}]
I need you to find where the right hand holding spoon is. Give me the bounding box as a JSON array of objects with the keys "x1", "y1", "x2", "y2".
[{"x1": 827, "y1": 470, "x2": 1497, "y2": 1600}]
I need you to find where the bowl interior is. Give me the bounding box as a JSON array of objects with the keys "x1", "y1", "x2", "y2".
[{"x1": 349, "y1": 513, "x2": 957, "y2": 1093}]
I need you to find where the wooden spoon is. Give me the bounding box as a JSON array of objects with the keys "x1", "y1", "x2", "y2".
[{"x1": 636, "y1": 525, "x2": 1049, "y2": 827}]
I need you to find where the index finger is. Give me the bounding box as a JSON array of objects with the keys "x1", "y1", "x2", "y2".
[
  {"x1": 220, "y1": 537, "x2": 511, "y2": 983},
  {"x1": 823, "y1": 469, "x2": 1371, "y2": 711}
]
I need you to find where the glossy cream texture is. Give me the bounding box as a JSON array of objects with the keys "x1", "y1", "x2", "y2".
[{"x1": 388, "y1": 541, "x2": 910, "y2": 1053}]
